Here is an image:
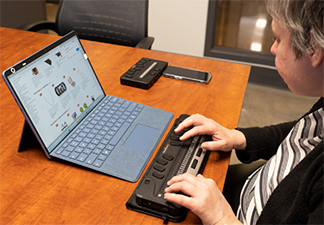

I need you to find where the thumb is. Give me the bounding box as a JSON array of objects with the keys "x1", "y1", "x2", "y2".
[{"x1": 201, "y1": 141, "x2": 233, "y2": 152}]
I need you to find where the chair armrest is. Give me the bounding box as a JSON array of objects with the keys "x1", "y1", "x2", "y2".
[
  {"x1": 19, "y1": 21, "x2": 57, "y2": 33},
  {"x1": 135, "y1": 36, "x2": 155, "y2": 49}
]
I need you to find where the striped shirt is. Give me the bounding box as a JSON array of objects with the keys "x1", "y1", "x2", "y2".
[{"x1": 237, "y1": 107, "x2": 324, "y2": 225}]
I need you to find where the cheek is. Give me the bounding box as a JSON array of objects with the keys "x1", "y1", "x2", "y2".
[{"x1": 275, "y1": 55, "x2": 286, "y2": 77}]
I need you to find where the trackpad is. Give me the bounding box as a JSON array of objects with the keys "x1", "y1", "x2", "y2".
[{"x1": 124, "y1": 124, "x2": 159, "y2": 153}]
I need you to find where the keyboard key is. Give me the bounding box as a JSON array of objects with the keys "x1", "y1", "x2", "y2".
[
  {"x1": 90, "y1": 119, "x2": 99, "y2": 125},
  {"x1": 163, "y1": 154, "x2": 174, "y2": 161},
  {"x1": 109, "y1": 118, "x2": 117, "y2": 124},
  {"x1": 66, "y1": 145, "x2": 75, "y2": 151},
  {"x1": 90, "y1": 129, "x2": 99, "y2": 134},
  {"x1": 104, "y1": 135, "x2": 113, "y2": 140},
  {"x1": 87, "y1": 133, "x2": 95, "y2": 139},
  {"x1": 87, "y1": 143, "x2": 96, "y2": 149},
  {"x1": 191, "y1": 159, "x2": 198, "y2": 169},
  {"x1": 98, "y1": 130, "x2": 106, "y2": 135},
  {"x1": 95, "y1": 125, "x2": 103, "y2": 130},
  {"x1": 95, "y1": 134, "x2": 103, "y2": 140},
  {"x1": 156, "y1": 158, "x2": 168, "y2": 165},
  {"x1": 196, "y1": 148, "x2": 203, "y2": 157},
  {"x1": 91, "y1": 138, "x2": 99, "y2": 145},
  {"x1": 101, "y1": 117, "x2": 108, "y2": 122},
  {"x1": 93, "y1": 159, "x2": 104, "y2": 167},
  {"x1": 85, "y1": 153, "x2": 97, "y2": 165},
  {"x1": 126, "y1": 103, "x2": 137, "y2": 112},
  {"x1": 77, "y1": 153, "x2": 88, "y2": 162},
  {"x1": 105, "y1": 144, "x2": 114, "y2": 151},
  {"x1": 118, "y1": 118, "x2": 126, "y2": 124},
  {"x1": 100, "y1": 139, "x2": 109, "y2": 145},
  {"x1": 69, "y1": 152, "x2": 80, "y2": 159},
  {"x1": 154, "y1": 164, "x2": 165, "y2": 172},
  {"x1": 70, "y1": 141, "x2": 79, "y2": 147},
  {"x1": 56, "y1": 147, "x2": 64, "y2": 154},
  {"x1": 75, "y1": 147, "x2": 84, "y2": 153},
  {"x1": 108, "y1": 130, "x2": 116, "y2": 136},
  {"x1": 83, "y1": 128, "x2": 91, "y2": 133},
  {"x1": 106, "y1": 122, "x2": 114, "y2": 127},
  {"x1": 98, "y1": 154, "x2": 107, "y2": 161},
  {"x1": 83, "y1": 148, "x2": 92, "y2": 154},
  {"x1": 102, "y1": 150, "x2": 112, "y2": 156},
  {"x1": 115, "y1": 122, "x2": 122, "y2": 127},
  {"x1": 62, "y1": 142, "x2": 69, "y2": 148},
  {"x1": 97, "y1": 144, "x2": 105, "y2": 150},
  {"x1": 123, "y1": 111, "x2": 130, "y2": 116},
  {"x1": 78, "y1": 132, "x2": 87, "y2": 138},
  {"x1": 61, "y1": 150, "x2": 71, "y2": 157},
  {"x1": 87, "y1": 124, "x2": 94, "y2": 129},
  {"x1": 75, "y1": 136, "x2": 83, "y2": 142},
  {"x1": 127, "y1": 118, "x2": 134, "y2": 123},
  {"x1": 117, "y1": 98, "x2": 125, "y2": 104},
  {"x1": 79, "y1": 142, "x2": 87, "y2": 148},
  {"x1": 83, "y1": 137, "x2": 91, "y2": 143},
  {"x1": 121, "y1": 100, "x2": 130, "y2": 109},
  {"x1": 93, "y1": 148, "x2": 102, "y2": 154},
  {"x1": 110, "y1": 122, "x2": 131, "y2": 145},
  {"x1": 111, "y1": 126, "x2": 119, "y2": 131},
  {"x1": 152, "y1": 171, "x2": 164, "y2": 179}
]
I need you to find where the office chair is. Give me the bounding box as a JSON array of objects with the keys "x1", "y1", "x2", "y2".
[{"x1": 22, "y1": 0, "x2": 154, "y2": 49}]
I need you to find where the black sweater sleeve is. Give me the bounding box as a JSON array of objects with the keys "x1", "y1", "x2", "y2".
[
  {"x1": 235, "y1": 98, "x2": 324, "y2": 164},
  {"x1": 235, "y1": 121, "x2": 296, "y2": 163}
]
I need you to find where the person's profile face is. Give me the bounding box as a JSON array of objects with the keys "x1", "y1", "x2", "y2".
[{"x1": 270, "y1": 19, "x2": 323, "y2": 97}]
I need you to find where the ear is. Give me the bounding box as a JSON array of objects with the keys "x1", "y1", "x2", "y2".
[{"x1": 310, "y1": 44, "x2": 323, "y2": 67}]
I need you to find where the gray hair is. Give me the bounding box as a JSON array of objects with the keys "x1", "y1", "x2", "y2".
[{"x1": 266, "y1": 0, "x2": 324, "y2": 58}]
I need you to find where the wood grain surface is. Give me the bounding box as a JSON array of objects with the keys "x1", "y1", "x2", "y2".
[{"x1": 0, "y1": 27, "x2": 250, "y2": 225}]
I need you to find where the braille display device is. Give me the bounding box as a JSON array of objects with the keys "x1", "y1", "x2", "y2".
[
  {"x1": 126, "y1": 114, "x2": 211, "y2": 222},
  {"x1": 120, "y1": 58, "x2": 168, "y2": 89}
]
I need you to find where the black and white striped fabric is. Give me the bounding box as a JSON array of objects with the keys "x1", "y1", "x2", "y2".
[{"x1": 237, "y1": 107, "x2": 324, "y2": 225}]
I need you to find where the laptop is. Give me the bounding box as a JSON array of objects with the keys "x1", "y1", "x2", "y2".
[{"x1": 2, "y1": 31, "x2": 173, "y2": 182}]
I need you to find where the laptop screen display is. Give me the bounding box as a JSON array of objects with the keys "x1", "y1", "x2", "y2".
[{"x1": 6, "y1": 34, "x2": 105, "y2": 152}]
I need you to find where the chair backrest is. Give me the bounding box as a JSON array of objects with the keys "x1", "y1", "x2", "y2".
[{"x1": 55, "y1": 0, "x2": 149, "y2": 47}]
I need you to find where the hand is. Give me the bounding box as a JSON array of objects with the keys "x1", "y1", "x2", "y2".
[
  {"x1": 164, "y1": 173, "x2": 241, "y2": 225},
  {"x1": 175, "y1": 114, "x2": 246, "y2": 151}
]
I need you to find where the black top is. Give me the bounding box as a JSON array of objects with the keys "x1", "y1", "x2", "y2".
[{"x1": 236, "y1": 98, "x2": 323, "y2": 224}]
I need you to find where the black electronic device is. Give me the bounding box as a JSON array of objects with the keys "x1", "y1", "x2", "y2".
[
  {"x1": 163, "y1": 66, "x2": 212, "y2": 84},
  {"x1": 126, "y1": 114, "x2": 211, "y2": 222},
  {"x1": 120, "y1": 58, "x2": 168, "y2": 89}
]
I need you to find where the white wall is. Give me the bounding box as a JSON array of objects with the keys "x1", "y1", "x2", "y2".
[{"x1": 148, "y1": 0, "x2": 209, "y2": 57}]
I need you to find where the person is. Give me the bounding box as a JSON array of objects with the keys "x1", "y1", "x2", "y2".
[{"x1": 164, "y1": 0, "x2": 324, "y2": 224}]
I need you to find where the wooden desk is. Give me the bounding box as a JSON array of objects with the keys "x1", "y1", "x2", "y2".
[{"x1": 0, "y1": 27, "x2": 250, "y2": 224}]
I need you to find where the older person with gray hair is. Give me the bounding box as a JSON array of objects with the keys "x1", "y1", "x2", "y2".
[{"x1": 164, "y1": 0, "x2": 324, "y2": 224}]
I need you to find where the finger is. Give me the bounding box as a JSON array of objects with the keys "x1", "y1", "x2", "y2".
[
  {"x1": 165, "y1": 181, "x2": 189, "y2": 195},
  {"x1": 174, "y1": 115, "x2": 196, "y2": 133},
  {"x1": 164, "y1": 192, "x2": 192, "y2": 210},
  {"x1": 174, "y1": 114, "x2": 205, "y2": 132},
  {"x1": 179, "y1": 124, "x2": 213, "y2": 141},
  {"x1": 167, "y1": 173, "x2": 196, "y2": 186},
  {"x1": 165, "y1": 179, "x2": 197, "y2": 196},
  {"x1": 197, "y1": 174, "x2": 205, "y2": 179},
  {"x1": 201, "y1": 140, "x2": 232, "y2": 152},
  {"x1": 178, "y1": 127, "x2": 199, "y2": 141}
]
